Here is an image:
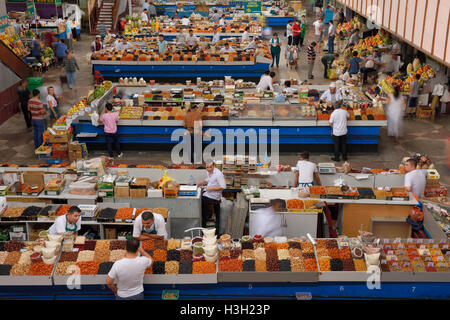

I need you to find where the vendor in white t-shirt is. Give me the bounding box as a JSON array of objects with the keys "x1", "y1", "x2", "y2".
[
  {"x1": 48, "y1": 206, "x2": 81, "y2": 236},
  {"x1": 294, "y1": 151, "x2": 320, "y2": 187},
  {"x1": 320, "y1": 83, "x2": 343, "y2": 105},
  {"x1": 133, "y1": 211, "x2": 167, "y2": 240},
  {"x1": 404, "y1": 158, "x2": 426, "y2": 198},
  {"x1": 329, "y1": 104, "x2": 350, "y2": 162},
  {"x1": 107, "y1": 238, "x2": 152, "y2": 300}
]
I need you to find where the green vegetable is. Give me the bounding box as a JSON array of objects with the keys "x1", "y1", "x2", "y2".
[{"x1": 94, "y1": 85, "x2": 105, "y2": 99}]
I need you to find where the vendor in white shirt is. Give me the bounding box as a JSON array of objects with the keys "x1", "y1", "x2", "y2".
[
  {"x1": 185, "y1": 29, "x2": 199, "y2": 51},
  {"x1": 133, "y1": 211, "x2": 167, "y2": 240},
  {"x1": 48, "y1": 206, "x2": 81, "y2": 236},
  {"x1": 320, "y1": 83, "x2": 343, "y2": 105},
  {"x1": 294, "y1": 151, "x2": 320, "y2": 187},
  {"x1": 244, "y1": 37, "x2": 259, "y2": 51},
  {"x1": 256, "y1": 71, "x2": 275, "y2": 91},
  {"x1": 141, "y1": 9, "x2": 149, "y2": 22},
  {"x1": 198, "y1": 162, "x2": 226, "y2": 230},
  {"x1": 212, "y1": 28, "x2": 220, "y2": 44},
  {"x1": 181, "y1": 17, "x2": 190, "y2": 27},
  {"x1": 250, "y1": 199, "x2": 285, "y2": 238},
  {"x1": 219, "y1": 42, "x2": 235, "y2": 53},
  {"x1": 241, "y1": 26, "x2": 250, "y2": 42},
  {"x1": 404, "y1": 158, "x2": 426, "y2": 198},
  {"x1": 218, "y1": 14, "x2": 226, "y2": 26},
  {"x1": 115, "y1": 38, "x2": 132, "y2": 51}
]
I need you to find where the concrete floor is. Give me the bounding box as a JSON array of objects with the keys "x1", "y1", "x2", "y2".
[{"x1": 0, "y1": 16, "x2": 449, "y2": 185}]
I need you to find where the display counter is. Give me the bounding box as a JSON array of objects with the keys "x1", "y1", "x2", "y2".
[{"x1": 262, "y1": 12, "x2": 296, "y2": 27}]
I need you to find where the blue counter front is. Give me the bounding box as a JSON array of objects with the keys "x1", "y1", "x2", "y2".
[
  {"x1": 0, "y1": 282, "x2": 449, "y2": 300},
  {"x1": 71, "y1": 122, "x2": 383, "y2": 152},
  {"x1": 265, "y1": 16, "x2": 295, "y2": 27},
  {"x1": 92, "y1": 61, "x2": 270, "y2": 81}
]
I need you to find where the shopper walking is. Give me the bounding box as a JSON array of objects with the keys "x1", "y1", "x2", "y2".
[
  {"x1": 329, "y1": 104, "x2": 350, "y2": 162},
  {"x1": 64, "y1": 17, "x2": 73, "y2": 50},
  {"x1": 62, "y1": 50, "x2": 79, "y2": 89},
  {"x1": 46, "y1": 86, "x2": 59, "y2": 126},
  {"x1": 313, "y1": 17, "x2": 324, "y2": 52},
  {"x1": 99, "y1": 103, "x2": 123, "y2": 158},
  {"x1": 299, "y1": 15, "x2": 307, "y2": 47},
  {"x1": 286, "y1": 20, "x2": 293, "y2": 46},
  {"x1": 348, "y1": 50, "x2": 362, "y2": 76},
  {"x1": 148, "y1": 1, "x2": 157, "y2": 18},
  {"x1": 269, "y1": 33, "x2": 281, "y2": 68},
  {"x1": 292, "y1": 20, "x2": 301, "y2": 48},
  {"x1": 53, "y1": 39, "x2": 67, "y2": 66},
  {"x1": 386, "y1": 86, "x2": 404, "y2": 143},
  {"x1": 327, "y1": 20, "x2": 336, "y2": 53},
  {"x1": 407, "y1": 74, "x2": 421, "y2": 118},
  {"x1": 307, "y1": 42, "x2": 317, "y2": 79},
  {"x1": 17, "y1": 79, "x2": 31, "y2": 128},
  {"x1": 28, "y1": 89, "x2": 47, "y2": 149},
  {"x1": 107, "y1": 238, "x2": 152, "y2": 300},
  {"x1": 31, "y1": 35, "x2": 41, "y2": 61}
]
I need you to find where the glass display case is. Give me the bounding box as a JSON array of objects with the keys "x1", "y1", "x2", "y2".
[
  {"x1": 273, "y1": 104, "x2": 317, "y2": 120},
  {"x1": 230, "y1": 105, "x2": 273, "y2": 120}
]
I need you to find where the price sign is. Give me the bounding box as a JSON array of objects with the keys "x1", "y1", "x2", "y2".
[
  {"x1": 55, "y1": 0, "x2": 62, "y2": 6},
  {"x1": 26, "y1": 1, "x2": 35, "y2": 16},
  {"x1": 0, "y1": 15, "x2": 8, "y2": 30},
  {"x1": 407, "y1": 238, "x2": 413, "y2": 243},
  {"x1": 244, "y1": 1, "x2": 261, "y2": 13},
  {"x1": 427, "y1": 262, "x2": 435, "y2": 267},
  {"x1": 394, "y1": 238, "x2": 401, "y2": 243}
]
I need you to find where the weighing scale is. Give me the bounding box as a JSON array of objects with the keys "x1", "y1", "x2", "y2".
[
  {"x1": 318, "y1": 163, "x2": 336, "y2": 174},
  {"x1": 178, "y1": 185, "x2": 198, "y2": 197},
  {"x1": 78, "y1": 205, "x2": 97, "y2": 218},
  {"x1": 250, "y1": 198, "x2": 271, "y2": 211}
]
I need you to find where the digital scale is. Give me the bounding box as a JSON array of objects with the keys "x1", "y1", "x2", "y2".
[
  {"x1": 78, "y1": 205, "x2": 97, "y2": 218},
  {"x1": 178, "y1": 185, "x2": 198, "y2": 197},
  {"x1": 250, "y1": 198, "x2": 271, "y2": 211},
  {"x1": 318, "y1": 163, "x2": 336, "y2": 174}
]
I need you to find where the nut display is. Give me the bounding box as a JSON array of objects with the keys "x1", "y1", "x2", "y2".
[
  {"x1": 4, "y1": 252, "x2": 21, "y2": 265},
  {"x1": 180, "y1": 250, "x2": 193, "y2": 261},
  {"x1": 243, "y1": 260, "x2": 255, "y2": 271},
  {"x1": 142, "y1": 240, "x2": 155, "y2": 251},
  {"x1": 179, "y1": 261, "x2": 193, "y2": 274},
  {"x1": 55, "y1": 262, "x2": 77, "y2": 275},
  {"x1": 279, "y1": 260, "x2": 291, "y2": 272},
  {"x1": 21, "y1": 206, "x2": 42, "y2": 218},
  {"x1": 219, "y1": 259, "x2": 242, "y2": 272},
  {"x1": 266, "y1": 258, "x2": 280, "y2": 272},
  {"x1": 192, "y1": 261, "x2": 216, "y2": 274},
  {"x1": 56, "y1": 205, "x2": 71, "y2": 217},
  {"x1": 0, "y1": 265, "x2": 12, "y2": 275},
  {"x1": 290, "y1": 258, "x2": 305, "y2": 272},
  {"x1": 77, "y1": 250, "x2": 95, "y2": 262},
  {"x1": 110, "y1": 250, "x2": 126, "y2": 262},
  {"x1": 10, "y1": 263, "x2": 30, "y2": 276},
  {"x1": 277, "y1": 249, "x2": 290, "y2": 260},
  {"x1": 167, "y1": 238, "x2": 181, "y2": 250},
  {"x1": 59, "y1": 252, "x2": 79, "y2": 262},
  {"x1": 152, "y1": 261, "x2": 165, "y2": 274},
  {"x1": 76, "y1": 261, "x2": 100, "y2": 275},
  {"x1": 165, "y1": 261, "x2": 179, "y2": 274},
  {"x1": 2, "y1": 207, "x2": 25, "y2": 218},
  {"x1": 109, "y1": 241, "x2": 126, "y2": 250},
  {"x1": 115, "y1": 208, "x2": 134, "y2": 220},
  {"x1": 242, "y1": 249, "x2": 254, "y2": 260},
  {"x1": 29, "y1": 262, "x2": 53, "y2": 275},
  {"x1": 255, "y1": 260, "x2": 267, "y2": 272},
  {"x1": 153, "y1": 249, "x2": 167, "y2": 262},
  {"x1": 0, "y1": 252, "x2": 8, "y2": 264}
]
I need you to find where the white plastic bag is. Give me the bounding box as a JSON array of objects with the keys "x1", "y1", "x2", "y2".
[
  {"x1": 91, "y1": 111, "x2": 99, "y2": 127},
  {"x1": 220, "y1": 197, "x2": 234, "y2": 235}
]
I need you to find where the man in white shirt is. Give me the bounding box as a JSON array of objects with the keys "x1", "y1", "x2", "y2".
[
  {"x1": 141, "y1": 9, "x2": 149, "y2": 23},
  {"x1": 219, "y1": 42, "x2": 235, "y2": 53},
  {"x1": 212, "y1": 28, "x2": 220, "y2": 44},
  {"x1": 328, "y1": 20, "x2": 336, "y2": 53},
  {"x1": 106, "y1": 238, "x2": 152, "y2": 300},
  {"x1": 294, "y1": 151, "x2": 320, "y2": 187},
  {"x1": 250, "y1": 199, "x2": 285, "y2": 238},
  {"x1": 329, "y1": 104, "x2": 350, "y2": 162},
  {"x1": 320, "y1": 83, "x2": 343, "y2": 105},
  {"x1": 142, "y1": 0, "x2": 150, "y2": 12},
  {"x1": 313, "y1": 17, "x2": 324, "y2": 52},
  {"x1": 244, "y1": 37, "x2": 259, "y2": 51},
  {"x1": 133, "y1": 210, "x2": 167, "y2": 240},
  {"x1": 211, "y1": 10, "x2": 220, "y2": 22},
  {"x1": 185, "y1": 29, "x2": 198, "y2": 51},
  {"x1": 241, "y1": 26, "x2": 250, "y2": 42},
  {"x1": 256, "y1": 71, "x2": 275, "y2": 91},
  {"x1": 181, "y1": 16, "x2": 190, "y2": 27},
  {"x1": 218, "y1": 14, "x2": 226, "y2": 26},
  {"x1": 48, "y1": 206, "x2": 81, "y2": 236},
  {"x1": 115, "y1": 38, "x2": 132, "y2": 51},
  {"x1": 286, "y1": 20, "x2": 293, "y2": 46},
  {"x1": 404, "y1": 158, "x2": 426, "y2": 198},
  {"x1": 198, "y1": 162, "x2": 226, "y2": 230}
]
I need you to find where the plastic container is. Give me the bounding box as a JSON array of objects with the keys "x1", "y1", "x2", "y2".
[
  {"x1": 42, "y1": 256, "x2": 57, "y2": 265},
  {"x1": 253, "y1": 234, "x2": 263, "y2": 242},
  {"x1": 30, "y1": 252, "x2": 42, "y2": 263},
  {"x1": 203, "y1": 246, "x2": 218, "y2": 256},
  {"x1": 193, "y1": 254, "x2": 204, "y2": 261},
  {"x1": 204, "y1": 253, "x2": 218, "y2": 262},
  {"x1": 48, "y1": 234, "x2": 63, "y2": 242},
  {"x1": 42, "y1": 247, "x2": 56, "y2": 259},
  {"x1": 192, "y1": 236, "x2": 203, "y2": 244},
  {"x1": 202, "y1": 237, "x2": 217, "y2": 246},
  {"x1": 241, "y1": 235, "x2": 251, "y2": 243},
  {"x1": 193, "y1": 242, "x2": 203, "y2": 255},
  {"x1": 202, "y1": 228, "x2": 216, "y2": 237}
]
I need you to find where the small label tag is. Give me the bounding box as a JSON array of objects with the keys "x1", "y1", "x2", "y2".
[
  {"x1": 418, "y1": 239, "x2": 424, "y2": 243},
  {"x1": 424, "y1": 256, "x2": 432, "y2": 262},
  {"x1": 398, "y1": 244, "x2": 404, "y2": 249},
  {"x1": 420, "y1": 245, "x2": 426, "y2": 249},
  {"x1": 383, "y1": 239, "x2": 390, "y2": 244},
  {"x1": 443, "y1": 245, "x2": 449, "y2": 250},
  {"x1": 427, "y1": 262, "x2": 434, "y2": 267},
  {"x1": 407, "y1": 238, "x2": 413, "y2": 243},
  {"x1": 381, "y1": 259, "x2": 387, "y2": 264},
  {"x1": 432, "y1": 244, "x2": 439, "y2": 249},
  {"x1": 125, "y1": 219, "x2": 132, "y2": 223},
  {"x1": 437, "y1": 256, "x2": 444, "y2": 261},
  {"x1": 388, "y1": 250, "x2": 394, "y2": 255},
  {"x1": 72, "y1": 248, "x2": 79, "y2": 252},
  {"x1": 115, "y1": 219, "x2": 122, "y2": 222},
  {"x1": 394, "y1": 238, "x2": 401, "y2": 243},
  {"x1": 20, "y1": 249, "x2": 27, "y2": 253},
  {"x1": 392, "y1": 262, "x2": 398, "y2": 267}
]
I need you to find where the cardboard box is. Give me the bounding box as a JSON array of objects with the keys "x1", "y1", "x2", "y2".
[
  {"x1": 68, "y1": 143, "x2": 82, "y2": 153},
  {"x1": 69, "y1": 150, "x2": 83, "y2": 162},
  {"x1": 114, "y1": 186, "x2": 130, "y2": 198},
  {"x1": 49, "y1": 130, "x2": 71, "y2": 144},
  {"x1": 22, "y1": 171, "x2": 45, "y2": 185},
  {"x1": 130, "y1": 188, "x2": 147, "y2": 198},
  {"x1": 105, "y1": 227, "x2": 117, "y2": 239}
]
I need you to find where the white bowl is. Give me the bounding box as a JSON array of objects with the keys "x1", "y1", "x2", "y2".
[
  {"x1": 203, "y1": 246, "x2": 218, "y2": 256},
  {"x1": 42, "y1": 256, "x2": 57, "y2": 265},
  {"x1": 203, "y1": 253, "x2": 218, "y2": 262},
  {"x1": 202, "y1": 228, "x2": 216, "y2": 237},
  {"x1": 42, "y1": 247, "x2": 56, "y2": 259}
]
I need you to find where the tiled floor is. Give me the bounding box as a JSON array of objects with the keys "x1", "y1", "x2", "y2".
[{"x1": 0, "y1": 16, "x2": 449, "y2": 185}]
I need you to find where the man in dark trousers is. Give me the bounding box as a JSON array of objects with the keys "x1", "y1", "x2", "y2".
[{"x1": 17, "y1": 79, "x2": 31, "y2": 128}]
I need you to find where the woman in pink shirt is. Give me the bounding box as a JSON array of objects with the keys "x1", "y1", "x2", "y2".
[{"x1": 99, "y1": 103, "x2": 123, "y2": 158}]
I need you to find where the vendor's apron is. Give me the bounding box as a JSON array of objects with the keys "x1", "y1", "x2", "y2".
[
  {"x1": 298, "y1": 182, "x2": 313, "y2": 187},
  {"x1": 65, "y1": 216, "x2": 78, "y2": 233},
  {"x1": 142, "y1": 224, "x2": 157, "y2": 235}
]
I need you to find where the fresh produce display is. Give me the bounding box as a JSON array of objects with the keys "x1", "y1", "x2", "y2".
[
  {"x1": 336, "y1": 17, "x2": 364, "y2": 37},
  {"x1": 0, "y1": 33, "x2": 29, "y2": 57}
]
